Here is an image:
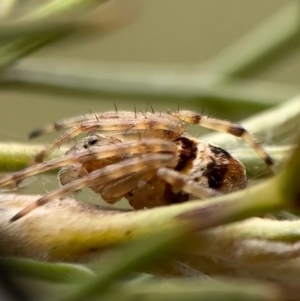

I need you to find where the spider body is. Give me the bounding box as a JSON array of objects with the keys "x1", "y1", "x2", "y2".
[
  {"x1": 59, "y1": 133, "x2": 247, "y2": 210},
  {"x1": 126, "y1": 136, "x2": 247, "y2": 209},
  {"x1": 0, "y1": 110, "x2": 274, "y2": 222}
]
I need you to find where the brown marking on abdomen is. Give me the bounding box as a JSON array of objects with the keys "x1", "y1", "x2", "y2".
[
  {"x1": 173, "y1": 137, "x2": 198, "y2": 172},
  {"x1": 204, "y1": 144, "x2": 247, "y2": 192}
]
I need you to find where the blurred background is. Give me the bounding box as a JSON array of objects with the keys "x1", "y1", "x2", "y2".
[{"x1": 0, "y1": 0, "x2": 299, "y2": 143}]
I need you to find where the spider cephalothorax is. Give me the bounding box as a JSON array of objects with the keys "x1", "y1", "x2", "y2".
[{"x1": 0, "y1": 110, "x2": 274, "y2": 222}]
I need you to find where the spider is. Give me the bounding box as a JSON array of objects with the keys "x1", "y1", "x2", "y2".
[{"x1": 0, "y1": 110, "x2": 274, "y2": 223}]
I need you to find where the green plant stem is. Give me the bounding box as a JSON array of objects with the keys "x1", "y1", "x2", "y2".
[
  {"x1": 0, "y1": 142, "x2": 66, "y2": 172},
  {"x1": 204, "y1": 95, "x2": 300, "y2": 147},
  {"x1": 0, "y1": 257, "x2": 95, "y2": 283},
  {"x1": 20, "y1": 0, "x2": 106, "y2": 20},
  {"x1": 231, "y1": 145, "x2": 292, "y2": 178},
  {"x1": 59, "y1": 225, "x2": 195, "y2": 301},
  {"x1": 0, "y1": 176, "x2": 295, "y2": 281},
  {"x1": 278, "y1": 135, "x2": 300, "y2": 206},
  {"x1": 100, "y1": 279, "x2": 283, "y2": 301},
  {"x1": 0, "y1": 34, "x2": 64, "y2": 69},
  {"x1": 0, "y1": 0, "x2": 17, "y2": 19},
  {"x1": 2, "y1": 58, "x2": 298, "y2": 107},
  {"x1": 0, "y1": 19, "x2": 107, "y2": 39},
  {"x1": 0, "y1": 0, "x2": 108, "y2": 69},
  {"x1": 2, "y1": 255, "x2": 289, "y2": 301}
]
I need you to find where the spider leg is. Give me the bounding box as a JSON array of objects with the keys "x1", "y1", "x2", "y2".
[
  {"x1": 33, "y1": 116, "x2": 184, "y2": 163},
  {"x1": 172, "y1": 110, "x2": 275, "y2": 172},
  {"x1": 157, "y1": 167, "x2": 221, "y2": 199},
  {"x1": 0, "y1": 139, "x2": 176, "y2": 190},
  {"x1": 101, "y1": 170, "x2": 156, "y2": 203},
  {"x1": 29, "y1": 111, "x2": 121, "y2": 139},
  {"x1": 9, "y1": 154, "x2": 176, "y2": 222},
  {"x1": 29, "y1": 111, "x2": 184, "y2": 139}
]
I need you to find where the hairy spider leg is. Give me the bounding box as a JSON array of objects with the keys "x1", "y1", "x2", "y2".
[
  {"x1": 101, "y1": 170, "x2": 156, "y2": 203},
  {"x1": 157, "y1": 167, "x2": 222, "y2": 200},
  {"x1": 29, "y1": 111, "x2": 184, "y2": 139},
  {"x1": 0, "y1": 139, "x2": 176, "y2": 189},
  {"x1": 9, "y1": 153, "x2": 176, "y2": 222},
  {"x1": 172, "y1": 110, "x2": 275, "y2": 172},
  {"x1": 33, "y1": 117, "x2": 184, "y2": 163}
]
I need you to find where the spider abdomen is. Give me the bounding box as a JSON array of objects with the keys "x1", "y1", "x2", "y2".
[{"x1": 127, "y1": 136, "x2": 247, "y2": 209}]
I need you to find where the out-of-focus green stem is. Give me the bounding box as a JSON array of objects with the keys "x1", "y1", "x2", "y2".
[
  {"x1": 0, "y1": 0, "x2": 107, "y2": 69},
  {"x1": 0, "y1": 19, "x2": 107, "y2": 39},
  {"x1": 0, "y1": 0, "x2": 17, "y2": 19},
  {"x1": 278, "y1": 135, "x2": 300, "y2": 208},
  {"x1": 0, "y1": 34, "x2": 63, "y2": 69},
  {"x1": 2, "y1": 256, "x2": 288, "y2": 300},
  {"x1": 204, "y1": 95, "x2": 300, "y2": 147},
  {"x1": 0, "y1": 142, "x2": 66, "y2": 172},
  {"x1": 2, "y1": 59, "x2": 299, "y2": 107},
  {"x1": 59, "y1": 225, "x2": 195, "y2": 301},
  {"x1": 100, "y1": 279, "x2": 283, "y2": 301},
  {"x1": 21, "y1": 0, "x2": 106, "y2": 20},
  {"x1": 0, "y1": 257, "x2": 95, "y2": 283},
  {"x1": 231, "y1": 145, "x2": 293, "y2": 178}
]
